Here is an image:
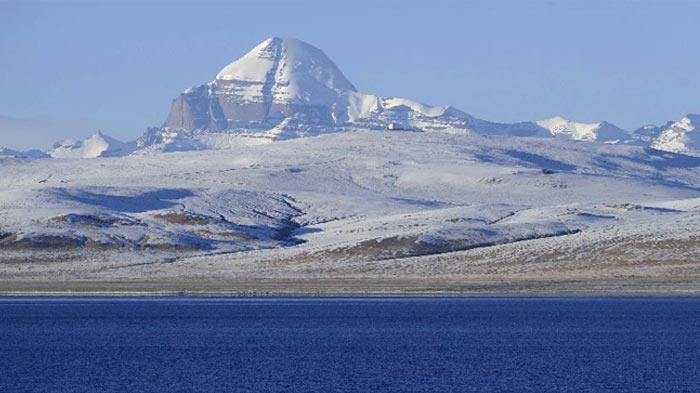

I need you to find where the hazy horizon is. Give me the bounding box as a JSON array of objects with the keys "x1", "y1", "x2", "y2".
[{"x1": 2, "y1": 0, "x2": 700, "y2": 150}]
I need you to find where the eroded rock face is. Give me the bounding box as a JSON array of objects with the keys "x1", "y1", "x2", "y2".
[{"x1": 163, "y1": 37, "x2": 354, "y2": 132}]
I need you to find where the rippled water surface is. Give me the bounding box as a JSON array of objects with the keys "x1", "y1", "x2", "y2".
[{"x1": 1, "y1": 297, "x2": 699, "y2": 392}]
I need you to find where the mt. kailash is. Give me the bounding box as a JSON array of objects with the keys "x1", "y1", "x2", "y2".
[
  {"x1": 136, "y1": 36, "x2": 551, "y2": 152},
  {"x1": 12, "y1": 37, "x2": 699, "y2": 157}
]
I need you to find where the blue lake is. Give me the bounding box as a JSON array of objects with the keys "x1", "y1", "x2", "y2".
[{"x1": 1, "y1": 297, "x2": 699, "y2": 392}]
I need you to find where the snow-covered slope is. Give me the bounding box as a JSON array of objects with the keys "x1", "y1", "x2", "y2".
[
  {"x1": 4, "y1": 130, "x2": 700, "y2": 286},
  {"x1": 141, "y1": 37, "x2": 547, "y2": 151},
  {"x1": 214, "y1": 36, "x2": 357, "y2": 104},
  {"x1": 50, "y1": 132, "x2": 135, "y2": 158},
  {"x1": 536, "y1": 116, "x2": 630, "y2": 143},
  {"x1": 650, "y1": 114, "x2": 700, "y2": 155}
]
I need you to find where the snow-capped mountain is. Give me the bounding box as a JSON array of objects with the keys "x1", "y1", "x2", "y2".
[
  {"x1": 140, "y1": 37, "x2": 548, "y2": 151},
  {"x1": 163, "y1": 37, "x2": 355, "y2": 132},
  {"x1": 0, "y1": 147, "x2": 48, "y2": 159},
  {"x1": 5, "y1": 37, "x2": 698, "y2": 158},
  {"x1": 535, "y1": 117, "x2": 630, "y2": 143},
  {"x1": 650, "y1": 114, "x2": 700, "y2": 155},
  {"x1": 50, "y1": 132, "x2": 135, "y2": 158}
]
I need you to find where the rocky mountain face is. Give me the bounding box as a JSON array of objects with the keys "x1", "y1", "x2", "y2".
[{"x1": 163, "y1": 37, "x2": 356, "y2": 132}]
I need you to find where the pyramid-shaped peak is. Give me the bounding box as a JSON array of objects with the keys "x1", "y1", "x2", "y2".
[{"x1": 215, "y1": 37, "x2": 356, "y2": 92}]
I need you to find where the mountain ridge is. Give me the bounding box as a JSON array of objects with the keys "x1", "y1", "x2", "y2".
[
  {"x1": 140, "y1": 37, "x2": 698, "y2": 155},
  {"x1": 2, "y1": 37, "x2": 699, "y2": 157},
  {"x1": 146, "y1": 37, "x2": 554, "y2": 150}
]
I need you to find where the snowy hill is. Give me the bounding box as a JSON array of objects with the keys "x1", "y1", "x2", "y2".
[
  {"x1": 536, "y1": 116, "x2": 630, "y2": 143},
  {"x1": 4, "y1": 130, "x2": 700, "y2": 291},
  {"x1": 650, "y1": 114, "x2": 700, "y2": 155},
  {"x1": 50, "y1": 132, "x2": 135, "y2": 158}
]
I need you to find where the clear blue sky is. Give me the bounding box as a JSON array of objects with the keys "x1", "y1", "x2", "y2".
[{"x1": 1, "y1": 0, "x2": 699, "y2": 149}]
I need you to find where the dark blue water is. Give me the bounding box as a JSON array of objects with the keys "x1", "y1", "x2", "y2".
[{"x1": 1, "y1": 297, "x2": 699, "y2": 392}]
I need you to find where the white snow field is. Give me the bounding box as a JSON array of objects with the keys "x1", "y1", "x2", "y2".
[{"x1": 3, "y1": 130, "x2": 700, "y2": 293}]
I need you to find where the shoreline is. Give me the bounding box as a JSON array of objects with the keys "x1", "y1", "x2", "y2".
[{"x1": 2, "y1": 277, "x2": 699, "y2": 297}]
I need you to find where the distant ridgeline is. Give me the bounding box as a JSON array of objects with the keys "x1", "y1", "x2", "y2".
[{"x1": 5, "y1": 37, "x2": 698, "y2": 158}]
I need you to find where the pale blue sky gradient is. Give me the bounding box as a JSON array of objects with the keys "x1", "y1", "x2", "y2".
[{"x1": 1, "y1": 0, "x2": 699, "y2": 149}]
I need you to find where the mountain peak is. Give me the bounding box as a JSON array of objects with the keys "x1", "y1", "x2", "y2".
[
  {"x1": 536, "y1": 116, "x2": 629, "y2": 142},
  {"x1": 163, "y1": 37, "x2": 362, "y2": 131},
  {"x1": 50, "y1": 132, "x2": 134, "y2": 159},
  {"x1": 649, "y1": 114, "x2": 700, "y2": 155},
  {"x1": 214, "y1": 37, "x2": 356, "y2": 93}
]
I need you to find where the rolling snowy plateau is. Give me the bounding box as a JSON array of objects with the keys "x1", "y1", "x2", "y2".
[{"x1": 2, "y1": 37, "x2": 700, "y2": 294}]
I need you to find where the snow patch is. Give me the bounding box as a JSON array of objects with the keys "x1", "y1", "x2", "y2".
[{"x1": 50, "y1": 132, "x2": 135, "y2": 159}]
